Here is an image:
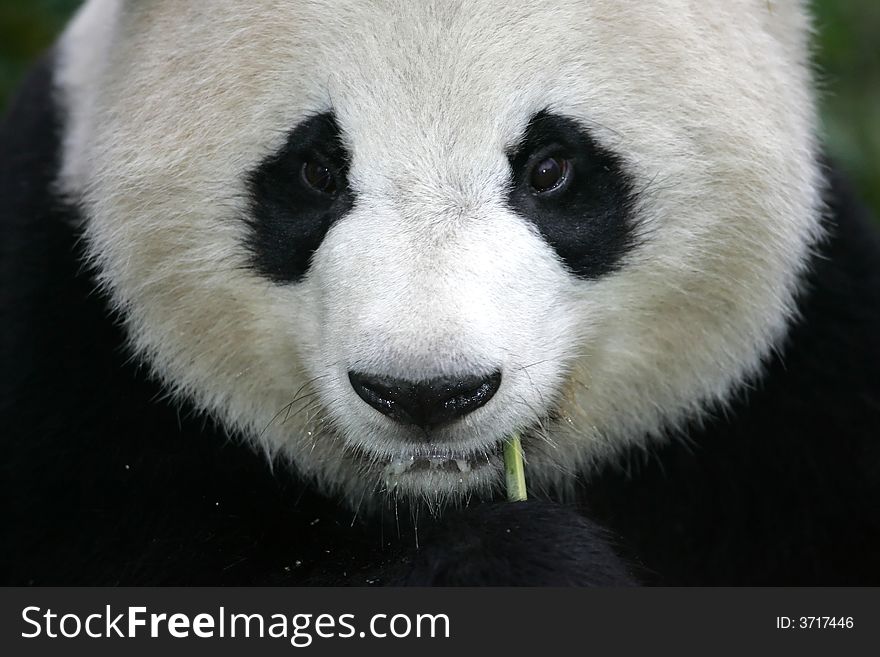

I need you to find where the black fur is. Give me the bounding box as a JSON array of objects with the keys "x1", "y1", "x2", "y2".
[
  {"x1": 2, "y1": 54, "x2": 879, "y2": 586},
  {"x1": 245, "y1": 112, "x2": 354, "y2": 283},
  {"x1": 506, "y1": 110, "x2": 639, "y2": 280},
  {"x1": 395, "y1": 503, "x2": 637, "y2": 586},
  {"x1": 583, "y1": 166, "x2": 880, "y2": 585}
]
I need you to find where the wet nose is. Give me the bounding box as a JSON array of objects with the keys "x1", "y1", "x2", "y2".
[{"x1": 348, "y1": 371, "x2": 502, "y2": 429}]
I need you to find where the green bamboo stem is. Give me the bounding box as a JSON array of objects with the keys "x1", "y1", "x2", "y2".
[{"x1": 503, "y1": 433, "x2": 527, "y2": 502}]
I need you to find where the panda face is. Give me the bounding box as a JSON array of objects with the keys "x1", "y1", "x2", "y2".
[
  {"x1": 241, "y1": 106, "x2": 638, "y2": 498},
  {"x1": 58, "y1": 0, "x2": 824, "y2": 505}
]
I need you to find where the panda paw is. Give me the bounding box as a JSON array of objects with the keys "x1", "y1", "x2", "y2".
[{"x1": 397, "y1": 501, "x2": 638, "y2": 586}]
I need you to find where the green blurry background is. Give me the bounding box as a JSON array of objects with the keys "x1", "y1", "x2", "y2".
[{"x1": 1, "y1": 0, "x2": 878, "y2": 216}]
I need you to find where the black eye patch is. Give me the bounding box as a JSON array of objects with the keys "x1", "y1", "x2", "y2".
[
  {"x1": 507, "y1": 110, "x2": 639, "y2": 280},
  {"x1": 245, "y1": 112, "x2": 354, "y2": 284}
]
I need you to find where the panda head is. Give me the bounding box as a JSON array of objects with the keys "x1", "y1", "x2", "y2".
[{"x1": 57, "y1": 0, "x2": 823, "y2": 506}]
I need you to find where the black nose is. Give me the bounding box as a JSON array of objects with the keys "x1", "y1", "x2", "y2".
[{"x1": 348, "y1": 371, "x2": 502, "y2": 429}]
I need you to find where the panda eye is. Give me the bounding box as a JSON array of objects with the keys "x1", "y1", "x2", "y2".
[
  {"x1": 301, "y1": 160, "x2": 337, "y2": 196},
  {"x1": 529, "y1": 155, "x2": 573, "y2": 196}
]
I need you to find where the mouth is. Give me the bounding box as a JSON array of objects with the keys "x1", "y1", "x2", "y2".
[
  {"x1": 367, "y1": 443, "x2": 505, "y2": 496},
  {"x1": 384, "y1": 451, "x2": 494, "y2": 476}
]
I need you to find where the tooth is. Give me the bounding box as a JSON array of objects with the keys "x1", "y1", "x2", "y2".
[
  {"x1": 387, "y1": 458, "x2": 408, "y2": 476},
  {"x1": 455, "y1": 459, "x2": 470, "y2": 474}
]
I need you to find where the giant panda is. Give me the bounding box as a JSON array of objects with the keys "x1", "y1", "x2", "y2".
[{"x1": 2, "y1": 0, "x2": 879, "y2": 586}]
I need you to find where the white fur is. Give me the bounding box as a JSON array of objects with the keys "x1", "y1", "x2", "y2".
[{"x1": 55, "y1": 0, "x2": 824, "y2": 505}]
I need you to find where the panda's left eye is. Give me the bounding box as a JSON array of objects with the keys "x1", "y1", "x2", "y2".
[
  {"x1": 301, "y1": 160, "x2": 337, "y2": 196},
  {"x1": 529, "y1": 155, "x2": 573, "y2": 196}
]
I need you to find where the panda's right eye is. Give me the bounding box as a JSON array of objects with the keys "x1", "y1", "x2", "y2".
[{"x1": 301, "y1": 160, "x2": 337, "y2": 196}]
